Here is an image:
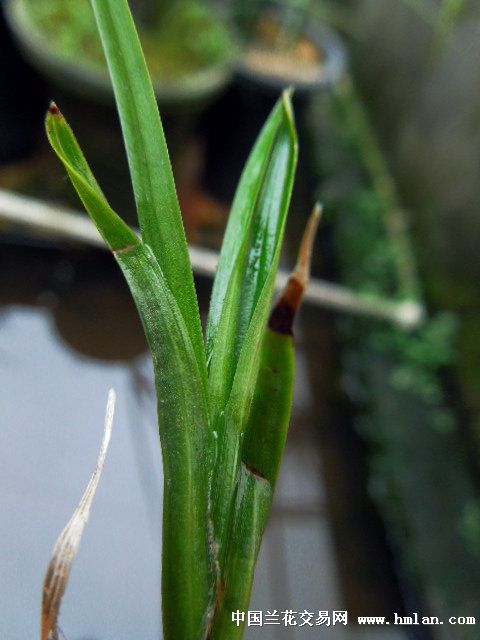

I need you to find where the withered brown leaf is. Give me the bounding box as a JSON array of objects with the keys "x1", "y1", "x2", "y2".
[{"x1": 41, "y1": 389, "x2": 116, "y2": 640}]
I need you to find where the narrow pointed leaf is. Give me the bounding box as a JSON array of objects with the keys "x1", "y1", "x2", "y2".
[
  {"x1": 46, "y1": 105, "x2": 212, "y2": 638},
  {"x1": 211, "y1": 205, "x2": 318, "y2": 574},
  {"x1": 231, "y1": 203, "x2": 320, "y2": 421},
  {"x1": 205, "y1": 96, "x2": 290, "y2": 356},
  {"x1": 46, "y1": 105, "x2": 139, "y2": 252},
  {"x1": 41, "y1": 390, "x2": 116, "y2": 640},
  {"x1": 209, "y1": 93, "x2": 297, "y2": 569},
  {"x1": 210, "y1": 208, "x2": 320, "y2": 631},
  {"x1": 207, "y1": 91, "x2": 298, "y2": 418},
  {"x1": 88, "y1": 0, "x2": 206, "y2": 377}
]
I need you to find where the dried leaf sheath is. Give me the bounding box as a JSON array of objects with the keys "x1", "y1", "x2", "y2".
[
  {"x1": 268, "y1": 203, "x2": 322, "y2": 336},
  {"x1": 242, "y1": 204, "x2": 322, "y2": 486},
  {"x1": 41, "y1": 390, "x2": 116, "y2": 640}
]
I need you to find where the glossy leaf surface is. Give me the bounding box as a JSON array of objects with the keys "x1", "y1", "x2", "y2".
[
  {"x1": 208, "y1": 93, "x2": 297, "y2": 563},
  {"x1": 90, "y1": 0, "x2": 206, "y2": 377},
  {"x1": 206, "y1": 92, "x2": 297, "y2": 419}
]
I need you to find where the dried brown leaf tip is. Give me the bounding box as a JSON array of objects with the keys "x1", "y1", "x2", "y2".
[
  {"x1": 268, "y1": 203, "x2": 322, "y2": 335},
  {"x1": 41, "y1": 389, "x2": 116, "y2": 640},
  {"x1": 48, "y1": 102, "x2": 63, "y2": 119}
]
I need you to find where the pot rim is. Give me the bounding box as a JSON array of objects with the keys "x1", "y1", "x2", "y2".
[
  {"x1": 5, "y1": 0, "x2": 235, "y2": 107},
  {"x1": 235, "y1": 4, "x2": 348, "y2": 96}
]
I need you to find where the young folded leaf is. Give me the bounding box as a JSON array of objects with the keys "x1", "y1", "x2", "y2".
[
  {"x1": 207, "y1": 91, "x2": 298, "y2": 419},
  {"x1": 210, "y1": 206, "x2": 321, "y2": 634},
  {"x1": 209, "y1": 93, "x2": 298, "y2": 564},
  {"x1": 41, "y1": 389, "x2": 115, "y2": 640},
  {"x1": 45, "y1": 2, "x2": 308, "y2": 638}
]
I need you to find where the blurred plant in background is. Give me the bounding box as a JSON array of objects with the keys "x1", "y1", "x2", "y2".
[
  {"x1": 342, "y1": 0, "x2": 480, "y2": 470},
  {"x1": 13, "y1": 0, "x2": 234, "y2": 83}
]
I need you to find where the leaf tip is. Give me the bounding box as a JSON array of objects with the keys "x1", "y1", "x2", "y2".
[
  {"x1": 48, "y1": 101, "x2": 63, "y2": 119},
  {"x1": 268, "y1": 203, "x2": 321, "y2": 334},
  {"x1": 311, "y1": 201, "x2": 323, "y2": 224},
  {"x1": 281, "y1": 88, "x2": 294, "y2": 117},
  {"x1": 282, "y1": 86, "x2": 294, "y2": 101},
  {"x1": 281, "y1": 88, "x2": 297, "y2": 150}
]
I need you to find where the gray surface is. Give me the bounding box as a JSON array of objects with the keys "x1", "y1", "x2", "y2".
[{"x1": 0, "y1": 305, "x2": 406, "y2": 639}]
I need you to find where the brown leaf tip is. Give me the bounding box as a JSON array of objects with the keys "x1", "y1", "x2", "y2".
[
  {"x1": 268, "y1": 203, "x2": 322, "y2": 335},
  {"x1": 48, "y1": 102, "x2": 63, "y2": 119},
  {"x1": 294, "y1": 202, "x2": 322, "y2": 287},
  {"x1": 268, "y1": 278, "x2": 303, "y2": 335}
]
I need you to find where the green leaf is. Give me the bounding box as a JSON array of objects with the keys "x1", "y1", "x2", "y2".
[
  {"x1": 206, "y1": 91, "x2": 298, "y2": 418},
  {"x1": 210, "y1": 205, "x2": 318, "y2": 633},
  {"x1": 208, "y1": 92, "x2": 297, "y2": 569},
  {"x1": 210, "y1": 463, "x2": 272, "y2": 640},
  {"x1": 45, "y1": 104, "x2": 139, "y2": 252},
  {"x1": 116, "y1": 245, "x2": 212, "y2": 640},
  {"x1": 46, "y1": 104, "x2": 213, "y2": 639},
  {"x1": 89, "y1": 0, "x2": 206, "y2": 378}
]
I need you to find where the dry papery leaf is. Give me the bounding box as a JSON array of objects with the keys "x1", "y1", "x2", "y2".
[{"x1": 41, "y1": 389, "x2": 116, "y2": 640}]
